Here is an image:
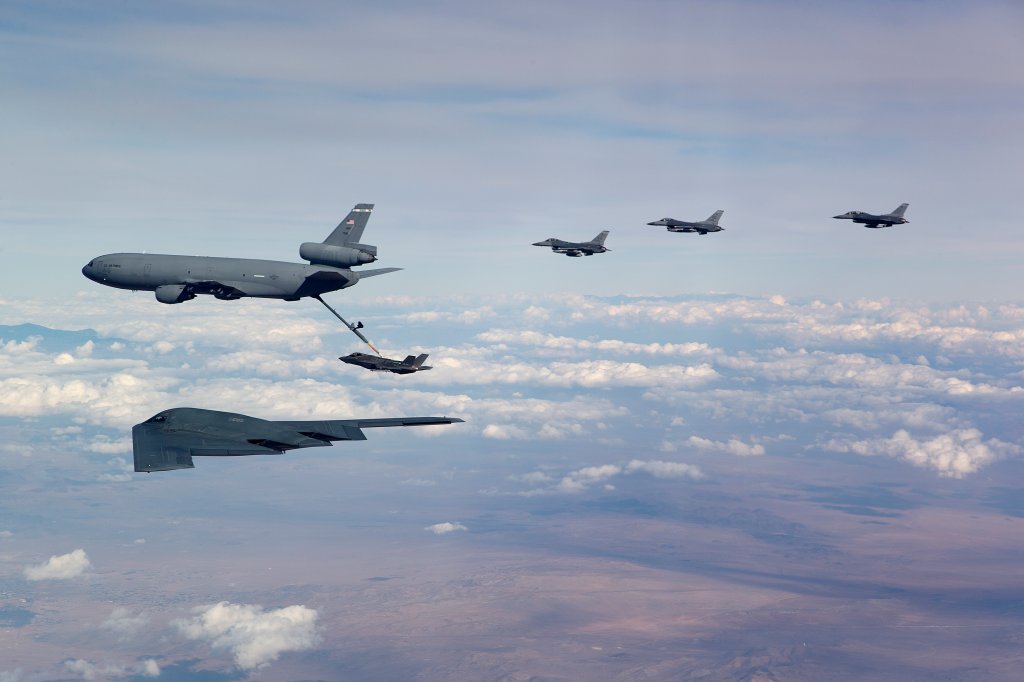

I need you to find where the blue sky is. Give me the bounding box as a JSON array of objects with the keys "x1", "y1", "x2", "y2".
[
  {"x1": 2, "y1": 0, "x2": 1023, "y2": 301},
  {"x1": 3, "y1": 1, "x2": 1024, "y2": 679}
]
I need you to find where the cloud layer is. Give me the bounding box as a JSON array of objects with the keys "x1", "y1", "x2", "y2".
[
  {"x1": 176, "y1": 601, "x2": 320, "y2": 670},
  {"x1": 23, "y1": 549, "x2": 91, "y2": 581}
]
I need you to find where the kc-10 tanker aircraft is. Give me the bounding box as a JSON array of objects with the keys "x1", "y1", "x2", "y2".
[{"x1": 82, "y1": 204, "x2": 398, "y2": 322}]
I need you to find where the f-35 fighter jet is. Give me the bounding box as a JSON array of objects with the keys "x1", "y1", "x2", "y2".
[
  {"x1": 82, "y1": 203, "x2": 400, "y2": 305},
  {"x1": 340, "y1": 352, "x2": 432, "y2": 374},
  {"x1": 532, "y1": 231, "x2": 610, "y2": 257},
  {"x1": 132, "y1": 407, "x2": 463, "y2": 472},
  {"x1": 647, "y1": 210, "x2": 725, "y2": 235},
  {"x1": 833, "y1": 203, "x2": 909, "y2": 228}
]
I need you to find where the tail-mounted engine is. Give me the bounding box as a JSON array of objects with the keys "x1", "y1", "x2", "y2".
[{"x1": 299, "y1": 242, "x2": 377, "y2": 268}]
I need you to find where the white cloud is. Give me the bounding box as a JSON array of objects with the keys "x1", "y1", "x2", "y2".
[
  {"x1": 97, "y1": 457, "x2": 134, "y2": 483},
  {"x1": 687, "y1": 436, "x2": 765, "y2": 457},
  {"x1": 63, "y1": 658, "x2": 159, "y2": 680},
  {"x1": 626, "y1": 459, "x2": 704, "y2": 480},
  {"x1": 176, "y1": 601, "x2": 320, "y2": 670},
  {"x1": 399, "y1": 478, "x2": 437, "y2": 487},
  {"x1": 476, "y1": 329, "x2": 715, "y2": 358},
  {"x1": 425, "y1": 522, "x2": 468, "y2": 535},
  {"x1": 482, "y1": 424, "x2": 529, "y2": 440},
  {"x1": 102, "y1": 607, "x2": 149, "y2": 641},
  {"x1": 24, "y1": 548, "x2": 91, "y2": 581},
  {"x1": 824, "y1": 428, "x2": 1022, "y2": 478},
  {"x1": 556, "y1": 464, "x2": 622, "y2": 494},
  {"x1": 551, "y1": 459, "x2": 704, "y2": 493},
  {"x1": 508, "y1": 471, "x2": 553, "y2": 484}
]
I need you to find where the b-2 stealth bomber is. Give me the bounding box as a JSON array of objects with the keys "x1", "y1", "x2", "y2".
[
  {"x1": 82, "y1": 203, "x2": 399, "y2": 306},
  {"x1": 132, "y1": 407, "x2": 463, "y2": 472},
  {"x1": 647, "y1": 210, "x2": 725, "y2": 235},
  {"x1": 340, "y1": 352, "x2": 432, "y2": 374},
  {"x1": 833, "y1": 203, "x2": 909, "y2": 228},
  {"x1": 532, "y1": 231, "x2": 611, "y2": 257}
]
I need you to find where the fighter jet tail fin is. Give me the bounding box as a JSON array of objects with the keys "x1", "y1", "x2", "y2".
[
  {"x1": 323, "y1": 203, "x2": 374, "y2": 247},
  {"x1": 402, "y1": 355, "x2": 417, "y2": 365},
  {"x1": 890, "y1": 203, "x2": 909, "y2": 218},
  {"x1": 591, "y1": 230, "x2": 610, "y2": 245},
  {"x1": 706, "y1": 210, "x2": 724, "y2": 225},
  {"x1": 412, "y1": 353, "x2": 429, "y2": 368}
]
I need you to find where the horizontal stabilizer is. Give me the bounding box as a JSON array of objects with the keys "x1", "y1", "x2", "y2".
[{"x1": 356, "y1": 267, "x2": 403, "y2": 278}]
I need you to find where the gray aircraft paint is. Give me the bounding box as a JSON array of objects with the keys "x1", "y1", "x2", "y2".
[
  {"x1": 647, "y1": 210, "x2": 725, "y2": 235},
  {"x1": 340, "y1": 352, "x2": 432, "y2": 374},
  {"x1": 82, "y1": 203, "x2": 400, "y2": 303},
  {"x1": 132, "y1": 407, "x2": 463, "y2": 472},
  {"x1": 532, "y1": 230, "x2": 611, "y2": 257},
  {"x1": 833, "y1": 203, "x2": 909, "y2": 229}
]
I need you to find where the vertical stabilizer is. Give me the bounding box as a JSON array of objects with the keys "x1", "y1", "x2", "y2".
[
  {"x1": 412, "y1": 353, "x2": 429, "y2": 368},
  {"x1": 592, "y1": 230, "x2": 610, "y2": 245},
  {"x1": 323, "y1": 204, "x2": 374, "y2": 247},
  {"x1": 890, "y1": 203, "x2": 909, "y2": 218},
  {"x1": 706, "y1": 210, "x2": 724, "y2": 225}
]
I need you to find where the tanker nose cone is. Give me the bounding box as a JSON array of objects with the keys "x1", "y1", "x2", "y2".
[{"x1": 82, "y1": 260, "x2": 96, "y2": 281}]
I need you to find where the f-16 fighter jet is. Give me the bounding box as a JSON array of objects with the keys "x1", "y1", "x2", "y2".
[
  {"x1": 340, "y1": 352, "x2": 432, "y2": 374},
  {"x1": 833, "y1": 203, "x2": 909, "y2": 228},
  {"x1": 82, "y1": 204, "x2": 399, "y2": 327},
  {"x1": 647, "y1": 210, "x2": 725, "y2": 235},
  {"x1": 532, "y1": 231, "x2": 610, "y2": 257},
  {"x1": 132, "y1": 408, "x2": 463, "y2": 472}
]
